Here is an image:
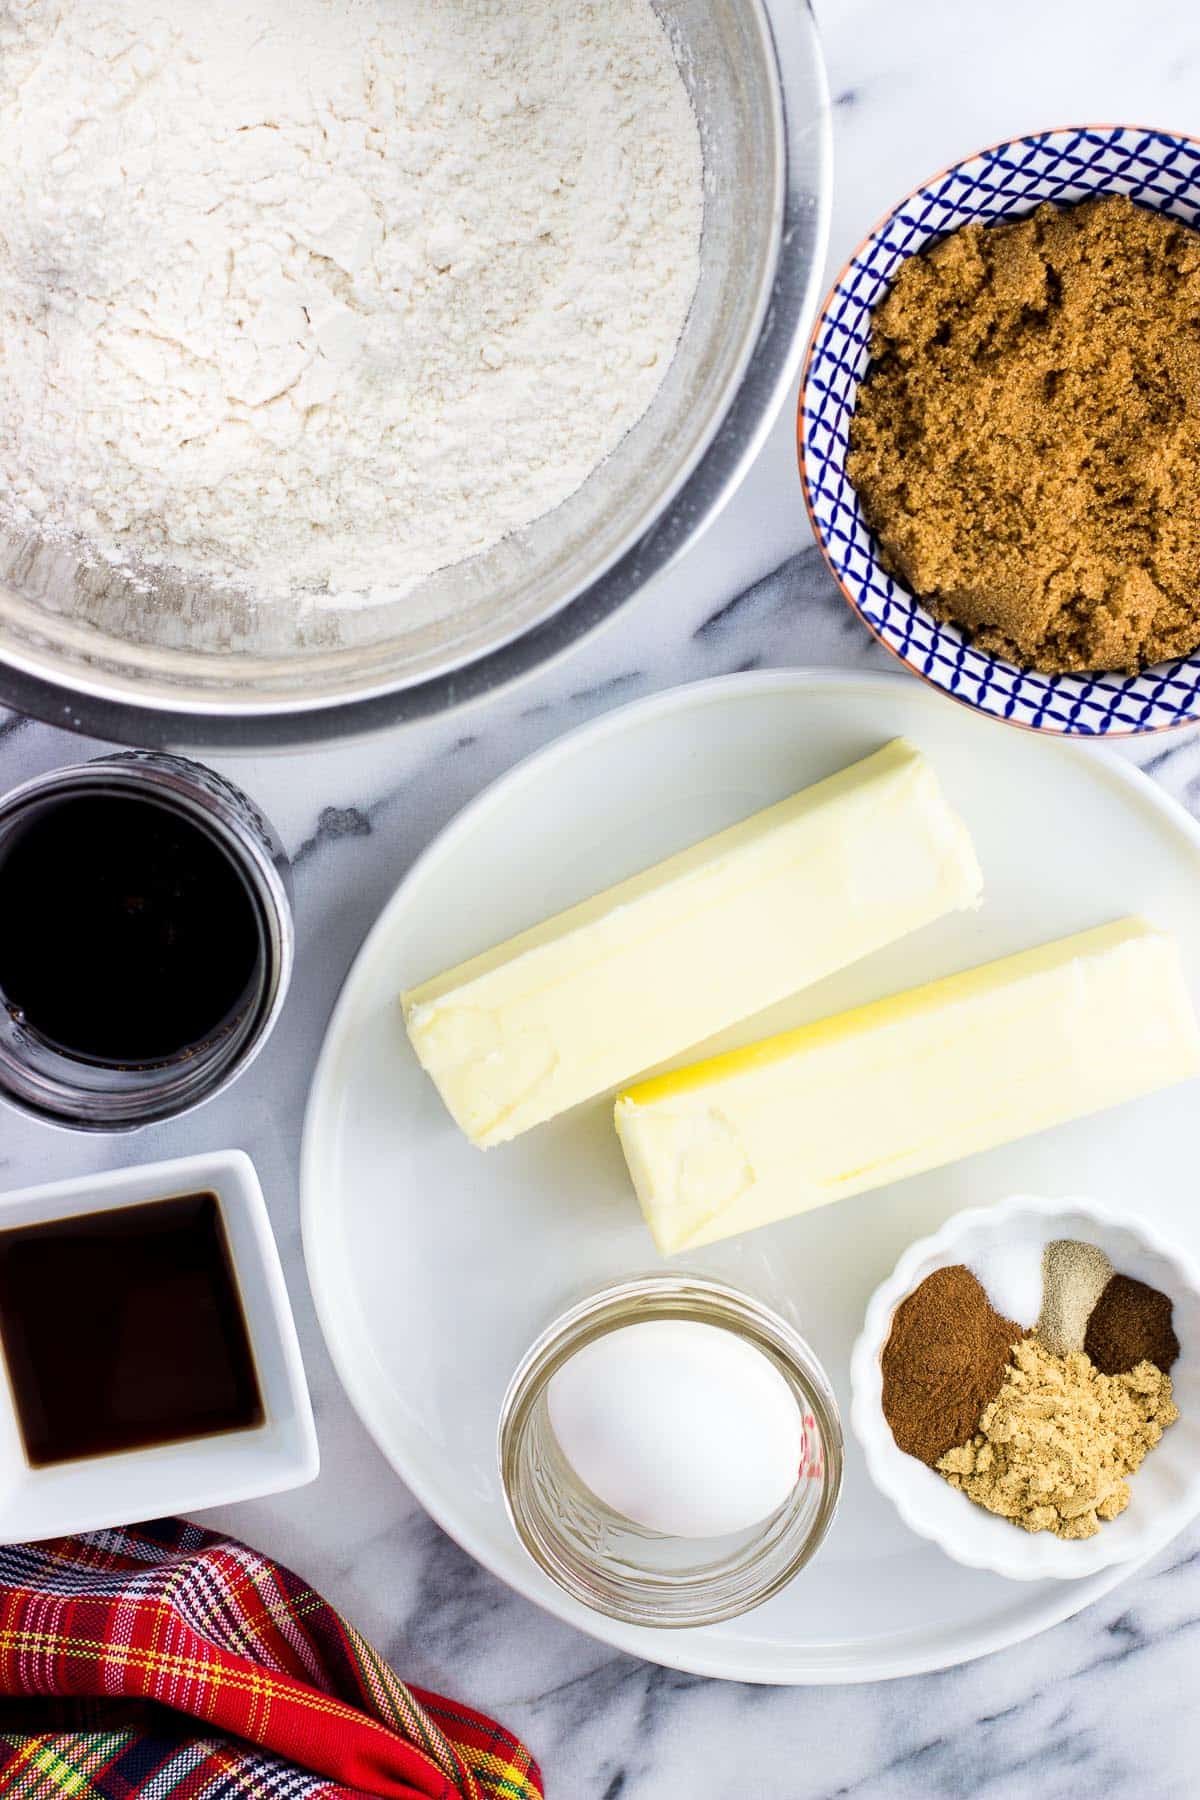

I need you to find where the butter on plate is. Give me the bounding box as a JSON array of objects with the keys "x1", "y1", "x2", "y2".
[
  {"x1": 615, "y1": 918, "x2": 1200, "y2": 1254},
  {"x1": 402, "y1": 738, "x2": 982, "y2": 1147}
]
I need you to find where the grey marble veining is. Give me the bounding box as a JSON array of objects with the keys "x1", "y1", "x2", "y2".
[{"x1": 6, "y1": 1, "x2": 1200, "y2": 1793}]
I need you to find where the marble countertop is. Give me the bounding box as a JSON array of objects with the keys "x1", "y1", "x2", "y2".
[{"x1": 5, "y1": 0, "x2": 1200, "y2": 1792}]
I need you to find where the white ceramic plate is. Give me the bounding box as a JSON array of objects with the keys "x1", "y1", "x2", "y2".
[{"x1": 302, "y1": 669, "x2": 1200, "y2": 1683}]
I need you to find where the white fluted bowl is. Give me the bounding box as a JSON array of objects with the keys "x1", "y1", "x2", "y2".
[{"x1": 850, "y1": 1196, "x2": 1200, "y2": 1581}]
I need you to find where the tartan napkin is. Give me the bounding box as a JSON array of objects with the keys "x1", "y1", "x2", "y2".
[{"x1": 0, "y1": 1519, "x2": 542, "y2": 1800}]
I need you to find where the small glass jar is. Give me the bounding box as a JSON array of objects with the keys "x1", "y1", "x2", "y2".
[
  {"x1": 0, "y1": 751, "x2": 293, "y2": 1130},
  {"x1": 498, "y1": 1272, "x2": 843, "y2": 1628}
]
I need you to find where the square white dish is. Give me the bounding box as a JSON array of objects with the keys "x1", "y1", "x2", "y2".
[{"x1": 0, "y1": 1149, "x2": 317, "y2": 1540}]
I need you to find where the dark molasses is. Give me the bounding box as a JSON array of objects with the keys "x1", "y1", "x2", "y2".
[{"x1": 0, "y1": 793, "x2": 260, "y2": 1064}]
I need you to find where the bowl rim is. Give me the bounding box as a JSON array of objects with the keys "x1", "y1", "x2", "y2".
[
  {"x1": 849, "y1": 1192, "x2": 1200, "y2": 1581},
  {"x1": 797, "y1": 120, "x2": 1200, "y2": 739}
]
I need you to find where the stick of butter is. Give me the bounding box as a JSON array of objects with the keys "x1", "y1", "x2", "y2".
[
  {"x1": 403, "y1": 738, "x2": 981, "y2": 1146},
  {"x1": 615, "y1": 919, "x2": 1200, "y2": 1254}
]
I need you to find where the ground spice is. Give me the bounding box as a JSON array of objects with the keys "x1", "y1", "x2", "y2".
[
  {"x1": 847, "y1": 194, "x2": 1200, "y2": 673},
  {"x1": 938, "y1": 1338, "x2": 1178, "y2": 1539},
  {"x1": 1084, "y1": 1273, "x2": 1180, "y2": 1375},
  {"x1": 880, "y1": 1264, "x2": 1022, "y2": 1466},
  {"x1": 1037, "y1": 1239, "x2": 1113, "y2": 1357}
]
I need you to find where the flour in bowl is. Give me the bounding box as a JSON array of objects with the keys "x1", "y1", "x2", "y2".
[{"x1": 0, "y1": 0, "x2": 701, "y2": 604}]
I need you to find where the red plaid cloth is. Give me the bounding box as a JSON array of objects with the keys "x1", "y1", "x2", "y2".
[{"x1": 0, "y1": 1520, "x2": 542, "y2": 1800}]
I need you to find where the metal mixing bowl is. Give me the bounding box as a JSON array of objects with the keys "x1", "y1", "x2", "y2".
[{"x1": 0, "y1": 1, "x2": 831, "y2": 750}]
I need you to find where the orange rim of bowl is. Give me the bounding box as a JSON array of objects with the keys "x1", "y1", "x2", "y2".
[{"x1": 796, "y1": 121, "x2": 1200, "y2": 739}]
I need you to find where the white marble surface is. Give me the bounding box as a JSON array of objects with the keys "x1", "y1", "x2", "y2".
[{"x1": 5, "y1": 0, "x2": 1200, "y2": 1792}]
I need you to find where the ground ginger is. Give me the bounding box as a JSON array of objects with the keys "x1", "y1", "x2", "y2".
[{"x1": 937, "y1": 1336, "x2": 1178, "y2": 1540}]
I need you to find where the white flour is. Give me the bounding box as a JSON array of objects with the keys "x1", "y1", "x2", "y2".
[{"x1": 0, "y1": 0, "x2": 701, "y2": 604}]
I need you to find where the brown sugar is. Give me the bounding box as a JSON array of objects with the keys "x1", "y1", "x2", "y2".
[{"x1": 846, "y1": 195, "x2": 1200, "y2": 673}]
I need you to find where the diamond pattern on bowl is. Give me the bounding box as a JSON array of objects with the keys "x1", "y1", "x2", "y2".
[{"x1": 801, "y1": 126, "x2": 1200, "y2": 735}]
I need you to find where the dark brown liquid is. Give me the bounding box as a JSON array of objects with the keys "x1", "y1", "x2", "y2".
[
  {"x1": 0, "y1": 1192, "x2": 264, "y2": 1466},
  {"x1": 0, "y1": 794, "x2": 261, "y2": 1064}
]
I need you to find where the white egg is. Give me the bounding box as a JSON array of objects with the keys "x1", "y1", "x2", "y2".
[{"x1": 546, "y1": 1318, "x2": 804, "y2": 1539}]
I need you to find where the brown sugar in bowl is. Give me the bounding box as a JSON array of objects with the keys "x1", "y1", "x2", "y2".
[{"x1": 799, "y1": 124, "x2": 1200, "y2": 737}]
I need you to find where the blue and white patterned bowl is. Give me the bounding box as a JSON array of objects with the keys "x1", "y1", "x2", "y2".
[{"x1": 800, "y1": 125, "x2": 1200, "y2": 736}]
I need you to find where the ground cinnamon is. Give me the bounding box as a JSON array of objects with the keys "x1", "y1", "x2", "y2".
[
  {"x1": 1084, "y1": 1273, "x2": 1179, "y2": 1376},
  {"x1": 881, "y1": 1264, "x2": 1023, "y2": 1466}
]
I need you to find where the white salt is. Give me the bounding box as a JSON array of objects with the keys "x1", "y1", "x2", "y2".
[{"x1": 967, "y1": 1241, "x2": 1044, "y2": 1327}]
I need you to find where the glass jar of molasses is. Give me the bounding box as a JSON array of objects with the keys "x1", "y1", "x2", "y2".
[{"x1": 0, "y1": 752, "x2": 293, "y2": 1129}]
